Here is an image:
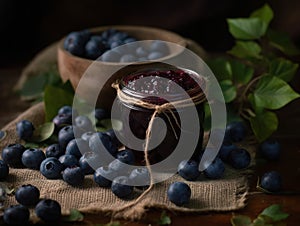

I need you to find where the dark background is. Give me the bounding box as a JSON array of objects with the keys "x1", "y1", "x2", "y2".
[{"x1": 0, "y1": 0, "x2": 300, "y2": 66}]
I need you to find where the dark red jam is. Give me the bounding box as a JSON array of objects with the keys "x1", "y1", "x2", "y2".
[{"x1": 117, "y1": 68, "x2": 205, "y2": 165}]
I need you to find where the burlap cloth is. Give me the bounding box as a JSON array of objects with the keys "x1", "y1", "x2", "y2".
[{"x1": 2, "y1": 40, "x2": 250, "y2": 220}]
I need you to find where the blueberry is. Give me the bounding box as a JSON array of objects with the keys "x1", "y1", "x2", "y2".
[
  {"x1": 94, "y1": 166, "x2": 117, "y2": 187},
  {"x1": 52, "y1": 114, "x2": 72, "y2": 128},
  {"x1": 79, "y1": 152, "x2": 97, "y2": 175},
  {"x1": 101, "y1": 28, "x2": 118, "y2": 40},
  {"x1": 167, "y1": 182, "x2": 191, "y2": 206},
  {"x1": 59, "y1": 154, "x2": 79, "y2": 169},
  {"x1": 117, "y1": 149, "x2": 135, "y2": 164},
  {"x1": 16, "y1": 120, "x2": 35, "y2": 140},
  {"x1": 120, "y1": 54, "x2": 137, "y2": 62},
  {"x1": 58, "y1": 125, "x2": 75, "y2": 150},
  {"x1": 94, "y1": 108, "x2": 108, "y2": 121},
  {"x1": 123, "y1": 37, "x2": 137, "y2": 44},
  {"x1": 108, "y1": 159, "x2": 129, "y2": 174},
  {"x1": 21, "y1": 148, "x2": 46, "y2": 170},
  {"x1": 259, "y1": 139, "x2": 281, "y2": 160},
  {"x1": 100, "y1": 50, "x2": 121, "y2": 62},
  {"x1": 85, "y1": 38, "x2": 107, "y2": 59},
  {"x1": 218, "y1": 143, "x2": 238, "y2": 162},
  {"x1": 225, "y1": 121, "x2": 247, "y2": 142},
  {"x1": 45, "y1": 144, "x2": 64, "y2": 158},
  {"x1": 15, "y1": 184, "x2": 40, "y2": 206},
  {"x1": 89, "y1": 132, "x2": 118, "y2": 156},
  {"x1": 147, "y1": 51, "x2": 164, "y2": 60},
  {"x1": 66, "y1": 138, "x2": 89, "y2": 159},
  {"x1": 150, "y1": 40, "x2": 169, "y2": 54},
  {"x1": 62, "y1": 166, "x2": 85, "y2": 186},
  {"x1": 260, "y1": 171, "x2": 282, "y2": 192},
  {"x1": 105, "y1": 129, "x2": 121, "y2": 147},
  {"x1": 58, "y1": 105, "x2": 73, "y2": 116},
  {"x1": 109, "y1": 32, "x2": 129, "y2": 43},
  {"x1": 81, "y1": 131, "x2": 95, "y2": 142},
  {"x1": 203, "y1": 157, "x2": 225, "y2": 179},
  {"x1": 178, "y1": 160, "x2": 200, "y2": 181},
  {"x1": 0, "y1": 160, "x2": 9, "y2": 180},
  {"x1": 2, "y1": 143, "x2": 25, "y2": 168},
  {"x1": 64, "y1": 31, "x2": 90, "y2": 56},
  {"x1": 111, "y1": 176, "x2": 133, "y2": 198},
  {"x1": 35, "y1": 199, "x2": 61, "y2": 222},
  {"x1": 3, "y1": 205, "x2": 30, "y2": 225},
  {"x1": 110, "y1": 40, "x2": 123, "y2": 49},
  {"x1": 40, "y1": 157, "x2": 63, "y2": 179},
  {"x1": 228, "y1": 148, "x2": 251, "y2": 169},
  {"x1": 75, "y1": 115, "x2": 94, "y2": 132},
  {"x1": 129, "y1": 168, "x2": 150, "y2": 187},
  {"x1": 136, "y1": 46, "x2": 148, "y2": 57}
]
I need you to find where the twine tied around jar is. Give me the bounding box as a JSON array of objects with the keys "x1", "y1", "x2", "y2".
[{"x1": 110, "y1": 80, "x2": 206, "y2": 219}]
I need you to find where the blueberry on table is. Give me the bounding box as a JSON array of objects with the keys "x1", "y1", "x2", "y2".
[
  {"x1": 21, "y1": 148, "x2": 46, "y2": 170},
  {"x1": 108, "y1": 159, "x2": 130, "y2": 175},
  {"x1": 58, "y1": 125, "x2": 75, "y2": 150},
  {"x1": 203, "y1": 157, "x2": 225, "y2": 179},
  {"x1": 40, "y1": 157, "x2": 64, "y2": 179},
  {"x1": 66, "y1": 138, "x2": 89, "y2": 159},
  {"x1": 81, "y1": 131, "x2": 95, "y2": 142},
  {"x1": 94, "y1": 108, "x2": 108, "y2": 121},
  {"x1": 260, "y1": 171, "x2": 282, "y2": 192},
  {"x1": 2, "y1": 143, "x2": 25, "y2": 168},
  {"x1": 89, "y1": 132, "x2": 118, "y2": 156},
  {"x1": 94, "y1": 166, "x2": 117, "y2": 187},
  {"x1": 75, "y1": 115, "x2": 94, "y2": 132},
  {"x1": 177, "y1": 160, "x2": 200, "y2": 181},
  {"x1": 167, "y1": 182, "x2": 191, "y2": 206},
  {"x1": 16, "y1": 120, "x2": 35, "y2": 141},
  {"x1": 0, "y1": 160, "x2": 9, "y2": 180},
  {"x1": 62, "y1": 166, "x2": 85, "y2": 186},
  {"x1": 35, "y1": 199, "x2": 61, "y2": 222},
  {"x1": 79, "y1": 152, "x2": 97, "y2": 175},
  {"x1": 129, "y1": 168, "x2": 150, "y2": 188},
  {"x1": 15, "y1": 184, "x2": 40, "y2": 206},
  {"x1": 3, "y1": 205, "x2": 30, "y2": 225},
  {"x1": 259, "y1": 139, "x2": 281, "y2": 160},
  {"x1": 218, "y1": 143, "x2": 238, "y2": 162},
  {"x1": 117, "y1": 149, "x2": 135, "y2": 165},
  {"x1": 52, "y1": 113, "x2": 72, "y2": 128},
  {"x1": 225, "y1": 121, "x2": 247, "y2": 142},
  {"x1": 45, "y1": 144, "x2": 64, "y2": 158},
  {"x1": 58, "y1": 105, "x2": 74, "y2": 116},
  {"x1": 228, "y1": 148, "x2": 251, "y2": 169},
  {"x1": 111, "y1": 176, "x2": 133, "y2": 198},
  {"x1": 59, "y1": 154, "x2": 79, "y2": 169}
]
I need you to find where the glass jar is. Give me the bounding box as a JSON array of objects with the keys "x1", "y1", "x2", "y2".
[{"x1": 115, "y1": 67, "x2": 205, "y2": 165}]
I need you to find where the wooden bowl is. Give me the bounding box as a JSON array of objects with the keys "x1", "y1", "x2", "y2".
[{"x1": 57, "y1": 25, "x2": 189, "y2": 110}]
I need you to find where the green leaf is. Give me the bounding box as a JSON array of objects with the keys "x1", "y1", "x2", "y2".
[
  {"x1": 44, "y1": 85, "x2": 74, "y2": 121},
  {"x1": 227, "y1": 18, "x2": 268, "y2": 40},
  {"x1": 230, "y1": 60, "x2": 254, "y2": 84},
  {"x1": 260, "y1": 204, "x2": 289, "y2": 222},
  {"x1": 29, "y1": 122, "x2": 55, "y2": 143},
  {"x1": 269, "y1": 58, "x2": 299, "y2": 82},
  {"x1": 220, "y1": 80, "x2": 237, "y2": 103},
  {"x1": 157, "y1": 211, "x2": 171, "y2": 225},
  {"x1": 24, "y1": 142, "x2": 40, "y2": 149},
  {"x1": 249, "y1": 111, "x2": 278, "y2": 142},
  {"x1": 250, "y1": 4, "x2": 274, "y2": 27},
  {"x1": 267, "y1": 29, "x2": 300, "y2": 56},
  {"x1": 20, "y1": 73, "x2": 48, "y2": 99},
  {"x1": 228, "y1": 41, "x2": 262, "y2": 59},
  {"x1": 251, "y1": 76, "x2": 300, "y2": 110},
  {"x1": 62, "y1": 209, "x2": 84, "y2": 222},
  {"x1": 231, "y1": 215, "x2": 252, "y2": 226},
  {"x1": 207, "y1": 58, "x2": 232, "y2": 81}
]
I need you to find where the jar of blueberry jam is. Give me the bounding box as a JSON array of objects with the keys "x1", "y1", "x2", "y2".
[{"x1": 116, "y1": 68, "x2": 205, "y2": 165}]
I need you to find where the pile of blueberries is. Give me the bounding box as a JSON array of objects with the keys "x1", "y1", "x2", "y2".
[
  {"x1": 64, "y1": 28, "x2": 170, "y2": 62},
  {"x1": 0, "y1": 105, "x2": 283, "y2": 219}
]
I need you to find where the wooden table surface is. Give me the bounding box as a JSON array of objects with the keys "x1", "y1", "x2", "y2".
[{"x1": 0, "y1": 65, "x2": 300, "y2": 226}]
